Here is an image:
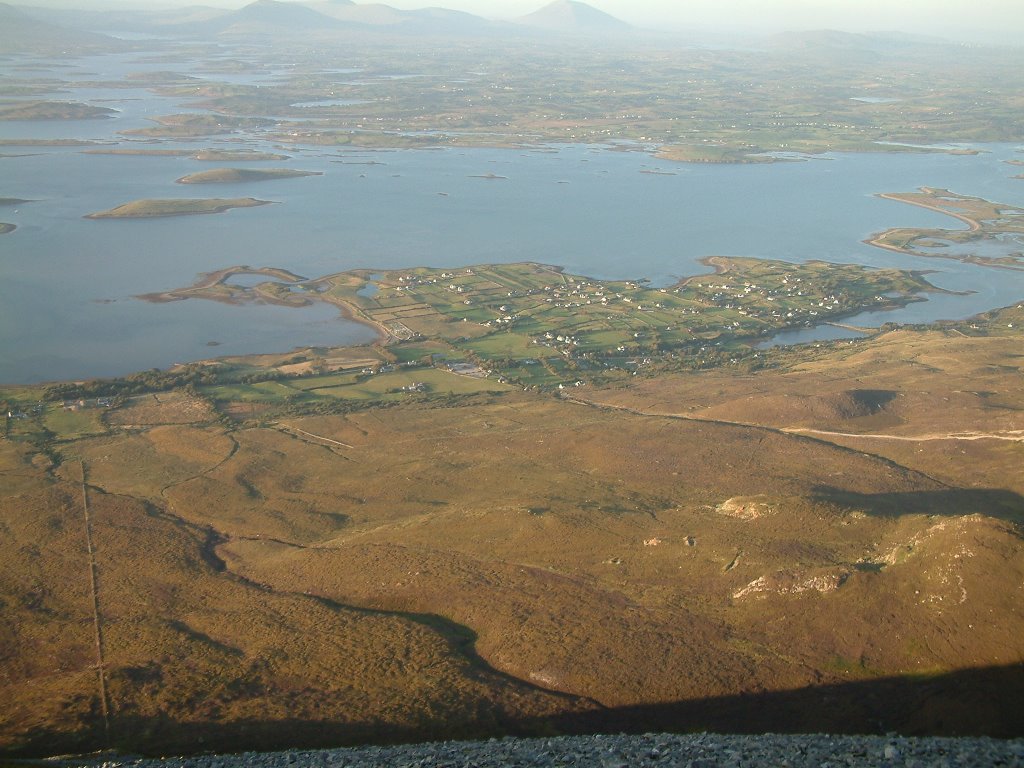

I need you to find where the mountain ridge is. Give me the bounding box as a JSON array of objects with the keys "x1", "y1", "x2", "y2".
[{"x1": 0, "y1": 1, "x2": 127, "y2": 52}]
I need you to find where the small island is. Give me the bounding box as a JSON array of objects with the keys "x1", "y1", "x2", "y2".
[
  {"x1": 85, "y1": 198, "x2": 273, "y2": 219},
  {"x1": 0, "y1": 223, "x2": 15, "y2": 234},
  {"x1": 0, "y1": 138, "x2": 104, "y2": 147},
  {"x1": 176, "y1": 168, "x2": 322, "y2": 184},
  {"x1": 0, "y1": 101, "x2": 116, "y2": 121},
  {"x1": 194, "y1": 150, "x2": 291, "y2": 162},
  {"x1": 655, "y1": 144, "x2": 779, "y2": 164}
]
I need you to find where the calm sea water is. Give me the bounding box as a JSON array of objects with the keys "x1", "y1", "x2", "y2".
[{"x1": 2, "y1": 53, "x2": 1023, "y2": 384}]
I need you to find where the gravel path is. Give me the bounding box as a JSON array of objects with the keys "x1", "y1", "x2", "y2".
[{"x1": 98, "y1": 732, "x2": 1024, "y2": 768}]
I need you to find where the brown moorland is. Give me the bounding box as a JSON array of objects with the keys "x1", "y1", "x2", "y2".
[{"x1": 1, "y1": 305, "x2": 1022, "y2": 757}]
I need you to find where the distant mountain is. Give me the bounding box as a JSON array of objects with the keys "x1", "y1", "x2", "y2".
[
  {"x1": 305, "y1": 1, "x2": 498, "y2": 36},
  {"x1": 11, "y1": 0, "x2": 614, "y2": 42},
  {"x1": 141, "y1": 0, "x2": 355, "y2": 38},
  {"x1": 15, "y1": 4, "x2": 229, "y2": 34},
  {"x1": 219, "y1": 0, "x2": 346, "y2": 33},
  {"x1": 307, "y1": 1, "x2": 410, "y2": 27},
  {"x1": 514, "y1": 0, "x2": 630, "y2": 33},
  {"x1": 0, "y1": 2, "x2": 126, "y2": 52}
]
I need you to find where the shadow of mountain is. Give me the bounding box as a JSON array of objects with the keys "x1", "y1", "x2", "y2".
[
  {"x1": 847, "y1": 389, "x2": 899, "y2": 411},
  {"x1": 812, "y1": 486, "x2": 1024, "y2": 521},
  {"x1": 5, "y1": 664, "x2": 1023, "y2": 758},
  {"x1": 542, "y1": 662, "x2": 1024, "y2": 740}
]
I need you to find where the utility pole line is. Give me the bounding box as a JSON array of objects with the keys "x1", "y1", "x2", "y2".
[{"x1": 80, "y1": 459, "x2": 111, "y2": 745}]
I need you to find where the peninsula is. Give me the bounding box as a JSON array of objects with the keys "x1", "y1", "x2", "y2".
[
  {"x1": 141, "y1": 257, "x2": 936, "y2": 391},
  {"x1": 866, "y1": 188, "x2": 1024, "y2": 269},
  {"x1": 138, "y1": 265, "x2": 310, "y2": 307}
]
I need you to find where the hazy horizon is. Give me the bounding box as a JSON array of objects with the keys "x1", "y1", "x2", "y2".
[{"x1": 8, "y1": 0, "x2": 1024, "y2": 42}]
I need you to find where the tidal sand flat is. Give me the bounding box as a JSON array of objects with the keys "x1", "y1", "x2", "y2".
[{"x1": 85, "y1": 198, "x2": 273, "y2": 219}]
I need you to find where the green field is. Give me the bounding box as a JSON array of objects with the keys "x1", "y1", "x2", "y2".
[
  {"x1": 41, "y1": 406, "x2": 106, "y2": 439},
  {"x1": 309, "y1": 259, "x2": 934, "y2": 388}
]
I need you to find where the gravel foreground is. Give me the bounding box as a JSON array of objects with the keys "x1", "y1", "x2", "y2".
[{"x1": 97, "y1": 733, "x2": 1024, "y2": 768}]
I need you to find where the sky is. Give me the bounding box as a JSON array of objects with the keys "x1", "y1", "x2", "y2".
[{"x1": 12, "y1": 0, "x2": 1024, "y2": 41}]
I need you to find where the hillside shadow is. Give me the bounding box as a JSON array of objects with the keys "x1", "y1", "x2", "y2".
[
  {"x1": 540, "y1": 662, "x2": 1024, "y2": 740},
  {"x1": 6, "y1": 664, "x2": 1024, "y2": 758},
  {"x1": 812, "y1": 486, "x2": 1024, "y2": 521}
]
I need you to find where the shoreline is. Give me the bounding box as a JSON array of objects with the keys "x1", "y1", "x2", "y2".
[
  {"x1": 304, "y1": 271, "x2": 395, "y2": 345},
  {"x1": 875, "y1": 189, "x2": 982, "y2": 232}
]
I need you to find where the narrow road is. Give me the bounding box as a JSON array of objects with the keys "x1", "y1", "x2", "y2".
[
  {"x1": 783, "y1": 427, "x2": 1024, "y2": 443},
  {"x1": 565, "y1": 395, "x2": 1024, "y2": 444},
  {"x1": 277, "y1": 424, "x2": 354, "y2": 449}
]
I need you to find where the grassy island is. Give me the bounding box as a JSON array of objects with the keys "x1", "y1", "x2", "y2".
[
  {"x1": 176, "y1": 168, "x2": 322, "y2": 184},
  {"x1": 0, "y1": 138, "x2": 104, "y2": 147},
  {"x1": 655, "y1": 144, "x2": 780, "y2": 164},
  {"x1": 193, "y1": 150, "x2": 291, "y2": 162},
  {"x1": 0, "y1": 223, "x2": 15, "y2": 234},
  {"x1": 85, "y1": 198, "x2": 273, "y2": 219},
  {"x1": 0, "y1": 100, "x2": 116, "y2": 121}
]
